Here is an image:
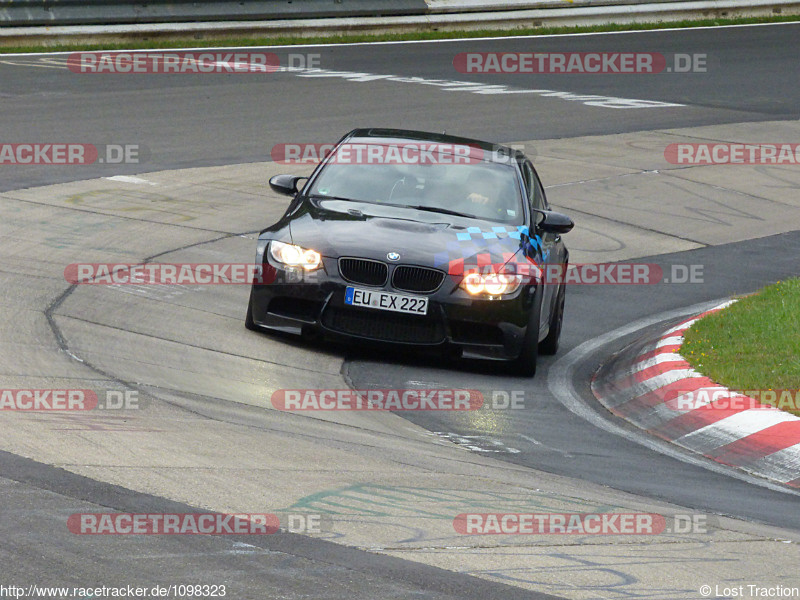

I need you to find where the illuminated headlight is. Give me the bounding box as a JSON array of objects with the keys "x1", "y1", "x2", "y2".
[
  {"x1": 269, "y1": 240, "x2": 322, "y2": 271},
  {"x1": 460, "y1": 272, "x2": 523, "y2": 296}
]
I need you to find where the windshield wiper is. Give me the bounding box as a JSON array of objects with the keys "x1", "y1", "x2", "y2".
[
  {"x1": 308, "y1": 197, "x2": 476, "y2": 219},
  {"x1": 403, "y1": 205, "x2": 477, "y2": 219},
  {"x1": 307, "y1": 193, "x2": 357, "y2": 202}
]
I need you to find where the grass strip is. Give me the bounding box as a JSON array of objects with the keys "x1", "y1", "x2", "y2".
[{"x1": 682, "y1": 278, "x2": 800, "y2": 417}]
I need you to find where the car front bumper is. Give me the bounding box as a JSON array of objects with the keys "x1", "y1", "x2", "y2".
[{"x1": 248, "y1": 263, "x2": 537, "y2": 360}]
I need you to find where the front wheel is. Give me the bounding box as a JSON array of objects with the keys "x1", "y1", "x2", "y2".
[
  {"x1": 539, "y1": 281, "x2": 565, "y2": 356},
  {"x1": 245, "y1": 288, "x2": 258, "y2": 331},
  {"x1": 510, "y1": 291, "x2": 541, "y2": 377}
]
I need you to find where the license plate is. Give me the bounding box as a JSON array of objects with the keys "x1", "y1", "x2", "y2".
[{"x1": 344, "y1": 286, "x2": 428, "y2": 315}]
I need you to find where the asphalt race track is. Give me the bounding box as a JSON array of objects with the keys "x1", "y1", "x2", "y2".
[
  {"x1": 0, "y1": 22, "x2": 799, "y2": 599},
  {"x1": 2, "y1": 23, "x2": 800, "y2": 193}
]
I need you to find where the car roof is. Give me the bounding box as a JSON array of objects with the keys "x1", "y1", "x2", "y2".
[{"x1": 342, "y1": 128, "x2": 524, "y2": 165}]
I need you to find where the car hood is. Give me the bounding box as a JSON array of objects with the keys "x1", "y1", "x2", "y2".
[{"x1": 288, "y1": 198, "x2": 525, "y2": 268}]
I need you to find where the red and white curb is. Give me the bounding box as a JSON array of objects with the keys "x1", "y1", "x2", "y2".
[{"x1": 591, "y1": 300, "x2": 800, "y2": 489}]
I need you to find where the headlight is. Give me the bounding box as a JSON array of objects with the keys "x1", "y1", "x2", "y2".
[
  {"x1": 460, "y1": 271, "x2": 523, "y2": 296},
  {"x1": 269, "y1": 240, "x2": 322, "y2": 271}
]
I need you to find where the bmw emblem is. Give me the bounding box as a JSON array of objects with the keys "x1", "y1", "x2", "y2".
[{"x1": 387, "y1": 252, "x2": 400, "y2": 261}]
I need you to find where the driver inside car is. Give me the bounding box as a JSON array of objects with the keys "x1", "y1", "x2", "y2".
[{"x1": 462, "y1": 171, "x2": 513, "y2": 220}]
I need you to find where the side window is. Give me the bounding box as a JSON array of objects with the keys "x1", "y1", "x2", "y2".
[
  {"x1": 525, "y1": 164, "x2": 547, "y2": 211},
  {"x1": 523, "y1": 161, "x2": 546, "y2": 210},
  {"x1": 521, "y1": 161, "x2": 545, "y2": 227},
  {"x1": 521, "y1": 161, "x2": 534, "y2": 204},
  {"x1": 532, "y1": 173, "x2": 547, "y2": 211}
]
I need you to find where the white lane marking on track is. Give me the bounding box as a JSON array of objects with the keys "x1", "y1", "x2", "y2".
[
  {"x1": 104, "y1": 175, "x2": 157, "y2": 185},
  {"x1": 518, "y1": 433, "x2": 575, "y2": 458},
  {"x1": 0, "y1": 59, "x2": 68, "y2": 69},
  {"x1": 547, "y1": 297, "x2": 800, "y2": 496},
  {"x1": 431, "y1": 431, "x2": 521, "y2": 453},
  {"x1": 278, "y1": 65, "x2": 683, "y2": 109}
]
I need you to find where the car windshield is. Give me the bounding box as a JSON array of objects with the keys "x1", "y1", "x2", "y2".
[{"x1": 306, "y1": 142, "x2": 524, "y2": 224}]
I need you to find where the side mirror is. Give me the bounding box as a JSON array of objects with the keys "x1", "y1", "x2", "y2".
[
  {"x1": 269, "y1": 174, "x2": 305, "y2": 196},
  {"x1": 538, "y1": 210, "x2": 574, "y2": 234}
]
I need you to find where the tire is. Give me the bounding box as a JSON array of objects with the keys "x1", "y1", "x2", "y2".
[
  {"x1": 245, "y1": 288, "x2": 258, "y2": 331},
  {"x1": 539, "y1": 281, "x2": 565, "y2": 356},
  {"x1": 510, "y1": 289, "x2": 541, "y2": 377}
]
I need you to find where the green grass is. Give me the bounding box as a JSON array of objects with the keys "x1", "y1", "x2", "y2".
[
  {"x1": 2, "y1": 13, "x2": 799, "y2": 53},
  {"x1": 682, "y1": 278, "x2": 800, "y2": 416}
]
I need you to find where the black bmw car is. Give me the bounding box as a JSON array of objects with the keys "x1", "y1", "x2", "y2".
[{"x1": 246, "y1": 128, "x2": 573, "y2": 376}]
